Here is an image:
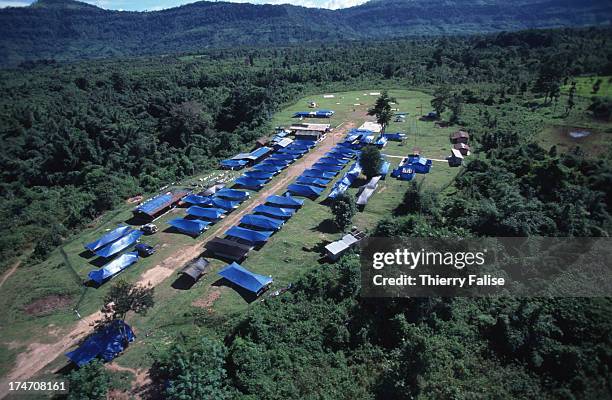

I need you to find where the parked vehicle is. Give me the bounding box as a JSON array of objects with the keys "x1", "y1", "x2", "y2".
[{"x1": 141, "y1": 223, "x2": 158, "y2": 234}]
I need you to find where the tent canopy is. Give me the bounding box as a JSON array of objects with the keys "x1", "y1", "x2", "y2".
[
  {"x1": 94, "y1": 230, "x2": 143, "y2": 258},
  {"x1": 287, "y1": 183, "x2": 324, "y2": 198},
  {"x1": 253, "y1": 204, "x2": 296, "y2": 219},
  {"x1": 221, "y1": 159, "x2": 248, "y2": 168},
  {"x1": 240, "y1": 214, "x2": 285, "y2": 231},
  {"x1": 312, "y1": 163, "x2": 344, "y2": 172},
  {"x1": 266, "y1": 194, "x2": 304, "y2": 208},
  {"x1": 243, "y1": 171, "x2": 275, "y2": 180},
  {"x1": 169, "y1": 218, "x2": 210, "y2": 235},
  {"x1": 216, "y1": 188, "x2": 250, "y2": 201},
  {"x1": 296, "y1": 176, "x2": 331, "y2": 187},
  {"x1": 218, "y1": 262, "x2": 272, "y2": 294},
  {"x1": 66, "y1": 320, "x2": 135, "y2": 367},
  {"x1": 186, "y1": 206, "x2": 226, "y2": 220},
  {"x1": 88, "y1": 252, "x2": 139, "y2": 285},
  {"x1": 212, "y1": 197, "x2": 241, "y2": 210},
  {"x1": 234, "y1": 177, "x2": 267, "y2": 190},
  {"x1": 85, "y1": 225, "x2": 132, "y2": 252},
  {"x1": 183, "y1": 194, "x2": 213, "y2": 206},
  {"x1": 225, "y1": 226, "x2": 273, "y2": 245},
  {"x1": 251, "y1": 164, "x2": 283, "y2": 173},
  {"x1": 205, "y1": 237, "x2": 251, "y2": 261},
  {"x1": 303, "y1": 169, "x2": 337, "y2": 179}
]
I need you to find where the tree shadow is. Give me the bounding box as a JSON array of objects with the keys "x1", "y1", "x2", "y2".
[
  {"x1": 79, "y1": 249, "x2": 95, "y2": 259},
  {"x1": 171, "y1": 274, "x2": 196, "y2": 290},
  {"x1": 162, "y1": 226, "x2": 198, "y2": 238},
  {"x1": 212, "y1": 278, "x2": 258, "y2": 303},
  {"x1": 313, "y1": 218, "x2": 340, "y2": 234},
  {"x1": 124, "y1": 215, "x2": 147, "y2": 226},
  {"x1": 89, "y1": 256, "x2": 109, "y2": 268}
]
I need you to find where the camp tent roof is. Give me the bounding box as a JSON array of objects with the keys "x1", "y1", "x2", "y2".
[
  {"x1": 180, "y1": 258, "x2": 211, "y2": 280},
  {"x1": 252, "y1": 204, "x2": 296, "y2": 219},
  {"x1": 287, "y1": 183, "x2": 324, "y2": 198},
  {"x1": 186, "y1": 206, "x2": 226, "y2": 220},
  {"x1": 218, "y1": 262, "x2": 272, "y2": 294},
  {"x1": 134, "y1": 193, "x2": 172, "y2": 216},
  {"x1": 234, "y1": 177, "x2": 267, "y2": 190},
  {"x1": 88, "y1": 252, "x2": 139, "y2": 285},
  {"x1": 451, "y1": 130, "x2": 470, "y2": 139},
  {"x1": 243, "y1": 171, "x2": 275, "y2": 180},
  {"x1": 296, "y1": 176, "x2": 331, "y2": 187},
  {"x1": 225, "y1": 226, "x2": 274, "y2": 245},
  {"x1": 251, "y1": 164, "x2": 283, "y2": 173},
  {"x1": 260, "y1": 158, "x2": 291, "y2": 167},
  {"x1": 221, "y1": 159, "x2": 248, "y2": 168},
  {"x1": 318, "y1": 157, "x2": 349, "y2": 165},
  {"x1": 65, "y1": 320, "x2": 135, "y2": 367},
  {"x1": 216, "y1": 188, "x2": 250, "y2": 201},
  {"x1": 379, "y1": 160, "x2": 391, "y2": 176},
  {"x1": 274, "y1": 138, "x2": 294, "y2": 148},
  {"x1": 303, "y1": 169, "x2": 337, "y2": 179},
  {"x1": 182, "y1": 194, "x2": 213, "y2": 206},
  {"x1": 205, "y1": 237, "x2": 252, "y2": 261},
  {"x1": 278, "y1": 148, "x2": 308, "y2": 156},
  {"x1": 266, "y1": 194, "x2": 305, "y2": 208},
  {"x1": 85, "y1": 225, "x2": 132, "y2": 252},
  {"x1": 268, "y1": 154, "x2": 297, "y2": 161},
  {"x1": 249, "y1": 146, "x2": 273, "y2": 159},
  {"x1": 312, "y1": 163, "x2": 344, "y2": 172},
  {"x1": 240, "y1": 214, "x2": 285, "y2": 231},
  {"x1": 451, "y1": 148, "x2": 464, "y2": 158},
  {"x1": 169, "y1": 218, "x2": 210, "y2": 235},
  {"x1": 212, "y1": 197, "x2": 241, "y2": 210},
  {"x1": 94, "y1": 230, "x2": 143, "y2": 258}
]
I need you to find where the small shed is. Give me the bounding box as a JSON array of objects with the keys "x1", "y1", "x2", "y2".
[
  {"x1": 180, "y1": 258, "x2": 211, "y2": 281},
  {"x1": 453, "y1": 142, "x2": 471, "y2": 156},
  {"x1": 450, "y1": 130, "x2": 470, "y2": 144},
  {"x1": 325, "y1": 229, "x2": 366, "y2": 261},
  {"x1": 447, "y1": 148, "x2": 464, "y2": 167}
]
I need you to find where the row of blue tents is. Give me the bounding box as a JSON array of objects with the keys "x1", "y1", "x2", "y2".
[
  {"x1": 344, "y1": 128, "x2": 393, "y2": 149},
  {"x1": 220, "y1": 147, "x2": 274, "y2": 170},
  {"x1": 391, "y1": 155, "x2": 432, "y2": 181},
  {"x1": 233, "y1": 140, "x2": 317, "y2": 191},
  {"x1": 172, "y1": 188, "x2": 251, "y2": 236},
  {"x1": 293, "y1": 110, "x2": 335, "y2": 118}
]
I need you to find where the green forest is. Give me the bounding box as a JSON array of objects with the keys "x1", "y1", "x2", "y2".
[{"x1": 1, "y1": 26, "x2": 611, "y2": 398}]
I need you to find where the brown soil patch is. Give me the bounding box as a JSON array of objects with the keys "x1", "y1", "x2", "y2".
[
  {"x1": 127, "y1": 195, "x2": 144, "y2": 204},
  {"x1": 24, "y1": 294, "x2": 73, "y2": 316},
  {"x1": 192, "y1": 287, "x2": 221, "y2": 311},
  {"x1": 106, "y1": 363, "x2": 152, "y2": 400}
]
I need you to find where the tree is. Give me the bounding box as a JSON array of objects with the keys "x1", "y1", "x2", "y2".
[
  {"x1": 565, "y1": 82, "x2": 576, "y2": 116},
  {"x1": 359, "y1": 146, "x2": 382, "y2": 179},
  {"x1": 67, "y1": 360, "x2": 110, "y2": 400},
  {"x1": 449, "y1": 93, "x2": 464, "y2": 124},
  {"x1": 101, "y1": 280, "x2": 154, "y2": 323},
  {"x1": 431, "y1": 86, "x2": 450, "y2": 117},
  {"x1": 368, "y1": 91, "x2": 396, "y2": 133},
  {"x1": 153, "y1": 337, "x2": 232, "y2": 400},
  {"x1": 330, "y1": 193, "x2": 356, "y2": 231},
  {"x1": 592, "y1": 78, "x2": 602, "y2": 94}
]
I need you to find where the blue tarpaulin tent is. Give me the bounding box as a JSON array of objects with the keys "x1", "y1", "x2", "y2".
[
  {"x1": 88, "y1": 252, "x2": 139, "y2": 285},
  {"x1": 293, "y1": 110, "x2": 334, "y2": 118},
  {"x1": 212, "y1": 197, "x2": 241, "y2": 210},
  {"x1": 249, "y1": 146, "x2": 273, "y2": 160},
  {"x1": 328, "y1": 163, "x2": 361, "y2": 199},
  {"x1": 240, "y1": 214, "x2": 285, "y2": 231},
  {"x1": 183, "y1": 194, "x2": 213, "y2": 206},
  {"x1": 312, "y1": 163, "x2": 344, "y2": 172},
  {"x1": 267, "y1": 154, "x2": 296, "y2": 161},
  {"x1": 216, "y1": 188, "x2": 250, "y2": 201},
  {"x1": 278, "y1": 148, "x2": 307, "y2": 156},
  {"x1": 287, "y1": 183, "x2": 324, "y2": 198},
  {"x1": 186, "y1": 206, "x2": 226, "y2": 220},
  {"x1": 243, "y1": 171, "x2": 275, "y2": 180},
  {"x1": 379, "y1": 160, "x2": 391, "y2": 178},
  {"x1": 293, "y1": 140, "x2": 316, "y2": 147},
  {"x1": 375, "y1": 136, "x2": 388, "y2": 148},
  {"x1": 225, "y1": 226, "x2": 273, "y2": 245},
  {"x1": 260, "y1": 159, "x2": 291, "y2": 167},
  {"x1": 134, "y1": 193, "x2": 173, "y2": 216},
  {"x1": 234, "y1": 177, "x2": 267, "y2": 190},
  {"x1": 296, "y1": 176, "x2": 331, "y2": 187},
  {"x1": 266, "y1": 194, "x2": 304, "y2": 208},
  {"x1": 409, "y1": 156, "x2": 432, "y2": 174},
  {"x1": 66, "y1": 320, "x2": 135, "y2": 367},
  {"x1": 392, "y1": 165, "x2": 416, "y2": 181},
  {"x1": 251, "y1": 164, "x2": 283, "y2": 173},
  {"x1": 319, "y1": 157, "x2": 350, "y2": 165},
  {"x1": 94, "y1": 230, "x2": 143, "y2": 258},
  {"x1": 169, "y1": 218, "x2": 211, "y2": 235},
  {"x1": 383, "y1": 133, "x2": 406, "y2": 141},
  {"x1": 218, "y1": 262, "x2": 272, "y2": 295},
  {"x1": 253, "y1": 205, "x2": 296, "y2": 219},
  {"x1": 85, "y1": 225, "x2": 132, "y2": 252},
  {"x1": 221, "y1": 159, "x2": 248, "y2": 169},
  {"x1": 303, "y1": 169, "x2": 337, "y2": 179}
]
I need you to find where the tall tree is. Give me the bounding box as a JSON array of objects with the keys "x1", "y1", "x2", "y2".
[
  {"x1": 331, "y1": 193, "x2": 357, "y2": 231},
  {"x1": 67, "y1": 360, "x2": 110, "y2": 400},
  {"x1": 565, "y1": 82, "x2": 576, "y2": 116},
  {"x1": 101, "y1": 280, "x2": 155, "y2": 323},
  {"x1": 368, "y1": 91, "x2": 396, "y2": 133},
  {"x1": 360, "y1": 146, "x2": 382, "y2": 179},
  {"x1": 431, "y1": 86, "x2": 450, "y2": 117}
]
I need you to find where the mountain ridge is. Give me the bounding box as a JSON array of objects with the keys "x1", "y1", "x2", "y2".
[{"x1": 1, "y1": 0, "x2": 610, "y2": 67}]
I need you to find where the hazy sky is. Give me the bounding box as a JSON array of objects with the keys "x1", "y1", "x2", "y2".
[{"x1": 0, "y1": 0, "x2": 369, "y2": 11}]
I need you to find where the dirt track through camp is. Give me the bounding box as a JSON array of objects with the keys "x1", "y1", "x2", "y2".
[{"x1": 0, "y1": 117, "x2": 362, "y2": 398}]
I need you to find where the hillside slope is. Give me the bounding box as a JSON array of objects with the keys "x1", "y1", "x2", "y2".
[{"x1": 0, "y1": 0, "x2": 611, "y2": 66}]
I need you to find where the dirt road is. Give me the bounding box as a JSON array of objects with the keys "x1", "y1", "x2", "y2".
[{"x1": 0, "y1": 119, "x2": 358, "y2": 399}]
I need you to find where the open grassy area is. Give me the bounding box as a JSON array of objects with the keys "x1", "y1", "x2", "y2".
[
  {"x1": 0, "y1": 89, "x2": 463, "y2": 383},
  {"x1": 561, "y1": 75, "x2": 612, "y2": 98}
]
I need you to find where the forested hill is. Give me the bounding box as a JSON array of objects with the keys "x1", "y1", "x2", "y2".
[{"x1": 1, "y1": 0, "x2": 611, "y2": 67}]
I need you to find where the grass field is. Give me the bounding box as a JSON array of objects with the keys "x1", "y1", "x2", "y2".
[
  {"x1": 561, "y1": 75, "x2": 612, "y2": 98},
  {"x1": 0, "y1": 89, "x2": 463, "y2": 387}
]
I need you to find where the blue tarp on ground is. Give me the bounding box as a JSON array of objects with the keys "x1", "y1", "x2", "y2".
[
  {"x1": 88, "y1": 252, "x2": 139, "y2": 285},
  {"x1": 251, "y1": 164, "x2": 283, "y2": 173},
  {"x1": 134, "y1": 193, "x2": 173, "y2": 216},
  {"x1": 303, "y1": 169, "x2": 337, "y2": 179},
  {"x1": 186, "y1": 206, "x2": 226, "y2": 220},
  {"x1": 260, "y1": 159, "x2": 291, "y2": 167},
  {"x1": 312, "y1": 163, "x2": 344, "y2": 172},
  {"x1": 243, "y1": 171, "x2": 275, "y2": 180},
  {"x1": 66, "y1": 320, "x2": 135, "y2": 367},
  {"x1": 234, "y1": 177, "x2": 267, "y2": 190},
  {"x1": 216, "y1": 188, "x2": 250, "y2": 201},
  {"x1": 293, "y1": 110, "x2": 334, "y2": 118},
  {"x1": 319, "y1": 157, "x2": 350, "y2": 165},
  {"x1": 221, "y1": 159, "x2": 248, "y2": 169},
  {"x1": 94, "y1": 230, "x2": 143, "y2": 258},
  {"x1": 225, "y1": 226, "x2": 274, "y2": 245},
  {"x1": 408, "y1": 156, "x2": 432, "y2": 174},
  {"x1": 384, "y1": 133, "x2": 406, "y2": 141},
  {"x1": 296, "y1": 176, "x2": 331, "y2": 187},
  {"x1": 379, "y1": 160, "x2": 391, "y2": 178},
  {"x1": 328, "y1": 162, "x2": 361, "y2": 199},
  {"x1": 85, "y1": 225, "x2": 132, "y2": 252},
  {"x1": 253, "y1": 205, "x2": 296, "y2": 219},
  {"x1": 266, "y1": 194, "x2": 305, "y2": 208},
  {"x1": 392, "y1": 165, "x2": 416, "y2": 180},
  {"x1": 375, "y1": 136, "x2": 388, "y2": 148},
  {"x1": 218, "y1": 262, "x2": 272, "y2": 295},
  {"x1": 287, "y1": 183, "x2": 324, "y2": 198},
  {"x1": 240, "y1": 214, "x2": 285, "y2": 231},
  {"x1": 293, "y1": 140, "x2": 317, "y2": 147},
  {"x1": 169, "y1": 218, "x2": 211, "y2": 235},
  {"x1": 183, "y1": 194, "x2": 213, "y2": 206},
  {"x1": 278, "y1": 148, "x2": 308, "y2": 156},
  {"x1": 267, "y1": 154, "x2": 297, "y2": 161},
  {"x1": 212, "y1": 197, "x2": 241, "y2": 210}
]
